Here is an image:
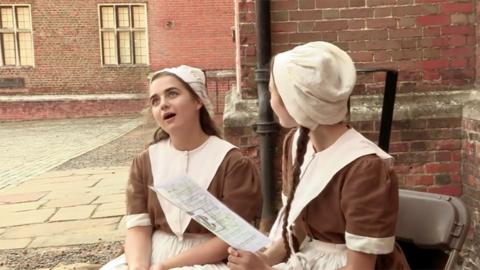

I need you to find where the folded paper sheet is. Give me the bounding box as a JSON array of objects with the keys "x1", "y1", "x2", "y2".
[{"x1": 149, "y1": 175, "x2": 271, "y2": 252}]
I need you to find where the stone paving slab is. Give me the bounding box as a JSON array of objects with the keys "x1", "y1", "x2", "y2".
[
  {"x1": 0, "y1": 116, "x2": 143, "y2": 189},
  {"x1": 93, "y1": 194, "x2": 125, "y2": 204},
  {"x1": 2, "y1": 217, "x2": 121, "y2": 239},
  {"x1": 43, "y1": 194, "x2": 99, "y2": 208},
  {"x1": 0, "y1": 192, "x2": 48, "y2": 204},
  {"x1": 0, "y1": 208, "x2": 56, "y2": 228},
  {"x1": 92, "y1": 202, "x2": 125, "y2": 219},
  {"x1": 0, "y1": 167, "x2": 129, "y2": 250},
  {"x1": 29, "y1": 229, "x2": 125, "y2": 248},
  {"x1": 0, "y1": 200, "x2": 45, "y2": 214},
  {"x1": 0, "y1": 238, "x2": 32, "y2": 250},
  {"x1": 50, "y1": 205, "x2": 98, "y2": 222}
]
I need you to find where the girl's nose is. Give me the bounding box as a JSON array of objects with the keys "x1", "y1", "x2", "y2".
[{"x1": 159, "y1": 98, "x2": 169, "y2": 110}]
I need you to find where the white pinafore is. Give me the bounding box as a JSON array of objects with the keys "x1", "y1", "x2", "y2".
[
  {"x1": 101, "y1": 136, "x2": 235, "y2": 270},
  {"x1": 269, "y1": 129, "x2": 393, "y2": 270}
]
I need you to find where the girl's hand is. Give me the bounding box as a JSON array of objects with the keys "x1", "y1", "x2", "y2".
[{"x1": 227, "y1": 247, "x2": 271, "y2": 270}]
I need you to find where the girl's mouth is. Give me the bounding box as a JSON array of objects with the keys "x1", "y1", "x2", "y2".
[{"x1": 163, "y1": 112, "x2": 176, "y2": 120}]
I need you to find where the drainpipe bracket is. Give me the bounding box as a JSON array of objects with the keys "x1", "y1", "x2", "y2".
[
  {"x1": 253, "y1": 121, "x2": 279, "y2": 134},
  {"x1": 254, "y1": 68, "x2": 270, "y2": 83}
]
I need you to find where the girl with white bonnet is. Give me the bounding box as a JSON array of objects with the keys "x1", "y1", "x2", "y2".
[
  {"x1": 227, "y1": 42, "x2": 410, "y2": 269},
  {"x1": 101, "y1": 65, "x2": 262, "y2": 270}
]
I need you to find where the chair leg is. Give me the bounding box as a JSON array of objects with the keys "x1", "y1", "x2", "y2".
[{"x1": 444, "y1": 250, "x2": 459, "y2": 270}]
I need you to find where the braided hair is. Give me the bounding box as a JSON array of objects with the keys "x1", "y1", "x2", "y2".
[{"x1": 282, "y1": 126, "x2": 310, "y2": 258}]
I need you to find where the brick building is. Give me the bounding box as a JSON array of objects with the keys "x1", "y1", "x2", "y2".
[
  {"x1": 1, "y1": 0, "x2": 479, "y2": 268},
  {"x1": 222, "y1": 0, "x2": 479, "y2": 268},
  {"x1": 0, "y1": 0, "x2": 236, "y2": 120}
]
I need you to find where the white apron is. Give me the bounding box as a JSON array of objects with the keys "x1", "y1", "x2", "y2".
[
  {"x1": 269, "y1": 128, "x2": 393, "y2": 270},
  {"x1": 101, "y1": 136, "x2": 235, "y2": 270},
  {"x1": 101, "y1": 231, "x2": 229, "y2": 270}
]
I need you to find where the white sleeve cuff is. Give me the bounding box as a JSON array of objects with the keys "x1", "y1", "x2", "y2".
[
  {"x1": 126, "y1": 213, "x2": 152, "y2": 229},
  {"x1": 345, "y1": 231, "x2": 395, "y2": 254}
]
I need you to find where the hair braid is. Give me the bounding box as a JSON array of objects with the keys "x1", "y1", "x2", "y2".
[{"x1": 282, "y1": 126, "x2": 310, "y2": 258}]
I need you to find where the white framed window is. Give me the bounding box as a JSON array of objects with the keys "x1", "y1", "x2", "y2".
[
  {"x1": 98, "y1": 4, "x2": 148, "y2": 66},
  {"x1": 0, "y1": 4, "x2": 34, "y2": 67}
]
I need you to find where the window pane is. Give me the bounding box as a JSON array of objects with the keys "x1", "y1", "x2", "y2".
[
  {"x1": 18, "y1": 32, "x2": 33, "y2": 65},
  {"x1": 16, "y1": 7, "x2": 31, "y2": 29},
  {"x1": 98, "y1": 4, "x2": 148, "y2": 66},
  {"x1": 117, "y1": 7, "x2": 129, "y2": 28},
  {"x1": 132, "y1": 6, "x2": 145, "y2": 28},
  {"x1": 101, "y1": 6, "x2": 115, "y2": 28},
  {"x1": 2, "y1": 33, "x2": 16, "y2": 65},
  {"x1": 102, "y1": 31, "x2": 116, "y2": 65},
  {"x1": 118, "y1": 31, "x2": 131, "y2": 64},
  {"x1": 133, "y1": 31, "x2": 146, "y2": 64},
  {"x1": 1, "y1": 7, "x2": 14, "y2": 29}
]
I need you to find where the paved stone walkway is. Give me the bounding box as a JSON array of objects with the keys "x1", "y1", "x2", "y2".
[
  {"x1": 0, "y1": 166, "x2": 128, "y2": 250},
  {"x1": 0, "y1": 116, "x2": 148, "y2": 253},
  {"x1": 0, "y1": 116, "x2": 144, "y2": 189}
]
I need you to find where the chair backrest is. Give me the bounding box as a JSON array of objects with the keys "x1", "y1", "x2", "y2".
[
  {"x1": 396, "y1": 189, "x2": 470, "y2": 269},
  {"x1": 354, "y1": 68, "x2": 398, "y2": 152}
]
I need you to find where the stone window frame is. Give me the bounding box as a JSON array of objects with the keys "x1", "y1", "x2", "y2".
[
  {"x1": 98, "y1": 3, "x2": 149, "y2": 66},
  {"x1": 0, "y1": 4, "x2": 34, "y2": 67}
]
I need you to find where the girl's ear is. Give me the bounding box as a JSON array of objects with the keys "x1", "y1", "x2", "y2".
[{"x1": 195, "y1": 99, "x2": 203, "y2": 110}]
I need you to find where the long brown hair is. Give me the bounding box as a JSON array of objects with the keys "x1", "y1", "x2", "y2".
[
  {"x1": 149, "y1": 71, "x2": 221, "y2": 145},
  {"x1": 282, "y1": 126, "x2": 310, "y2": 258}
]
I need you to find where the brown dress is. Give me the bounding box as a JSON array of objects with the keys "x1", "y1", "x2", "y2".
[
  {"x1": 282, "y1": 129, "x2": 410, "y2": 269},
  {"x1": 126, "y1": 147, "x2": 262, "y2": 234}
]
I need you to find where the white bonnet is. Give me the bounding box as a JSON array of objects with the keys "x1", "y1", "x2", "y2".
[
  {"x1": 272, "y1": 41, "x2": 356, "y2": 130},
  {"x1": 149, "y1": 65, "x2": 214, "y2": 116}
]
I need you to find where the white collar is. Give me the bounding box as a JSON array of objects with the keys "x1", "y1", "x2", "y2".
[
  {"x1": 149, "y1": 136, "x2": 236, "y2": 237},
  {"x1": 288, "y1": 128, "x2": 392, "y2": 225}
]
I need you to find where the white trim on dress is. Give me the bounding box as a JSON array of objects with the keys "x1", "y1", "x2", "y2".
[
  {"x1": 345, "y1": 231, "x2": 395, "y2": 254},
  {"x1": 126, "y1": 213, "x2": 151, "y2": 229}
]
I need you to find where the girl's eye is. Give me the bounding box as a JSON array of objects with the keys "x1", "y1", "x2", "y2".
[
  {"x1": 167, "y1": 91, "x2": 178, "y2": 98},
  {"x1": 151, "y1": 98, "x2": 159, "y2": 106}
]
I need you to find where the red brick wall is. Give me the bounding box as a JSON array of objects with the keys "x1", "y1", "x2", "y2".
[
  {"x1": 206, "y1": 76, "x2": 236, "y2": 123},
  {"x1": 238, "y1": 1, "x2": 258, "y2": 97},
  {"x1": 234, "y1": 1, "x2": 478, "y2": 262},
  {"x1": 0, "y1": 0, "x2": 235, "y2": 96},
  {"x1": 0, "y1": 0, "x2": 235, "y2": 120},
  {"x1": 227, "y1": 117, "x2": 465, "y2": 201},
  {"x1": 238, "y1": 0, "x2": 475, "y2": 95},
  {"x1": 350, "y1": 118, "x2": 463, "y2": 195},
  {"x1": 148, "y1": 0, "x2": 235, "y2": 70},
  {"x1": 0, "y1": 0, "x2": 150, "y2": 95}
]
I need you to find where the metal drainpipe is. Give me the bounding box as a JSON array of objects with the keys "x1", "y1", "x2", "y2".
[{"x1": 254, "y1": 0, "x2": 278, "y2": 229}]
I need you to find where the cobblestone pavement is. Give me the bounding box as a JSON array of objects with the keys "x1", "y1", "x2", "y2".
[
  {"x1": 0, "y1": 116, "x2": 145, "y2": 189},
  {"x1": 53, "y1": 118, "x2": 156, "y2": 171}
]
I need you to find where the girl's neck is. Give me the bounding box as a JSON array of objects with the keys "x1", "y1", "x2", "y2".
[
  {"x1": 170, "y1": 126, "x2": 209, "y2": 151},
  {"x1": 308, "y1": 123, "x2": 349, "y2": 152}
]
